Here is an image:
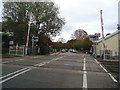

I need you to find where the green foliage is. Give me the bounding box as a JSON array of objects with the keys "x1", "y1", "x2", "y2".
[
  {"x1": 2, "y1": 33, "x2": 10, "y2": 54},
  {"x1": 2, "y1": 2, "x2": 65, "y2": 46},
  {"x1": 39, "y1": 45, "x2": 49, "y2": 55},
  {"x1": 73, "y1": 40, "x2": 82, "y2": 50},
  {"x1": 66, "y1": 39, "x2": 77, "y2": 49},
  {"x1": 50, "y1": 42, "x2": 61, "y2": 51},
  {"x1": 49, "y1": 47, "x2": 54, "y2": 53},
  {"x1": 81, "y1": 37, "x2": 93, "y2": 50},
  {"x1": 37, "y1": 33, "x2": 52, "y2": 55},
  {"x1": 67, "y1": 37, "x2": 93, "y2": 51}
]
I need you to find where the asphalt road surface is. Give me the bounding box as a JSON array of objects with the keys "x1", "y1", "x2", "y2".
[{"x1": 1, "y1": 52, "x2": 119, "y2": 88}]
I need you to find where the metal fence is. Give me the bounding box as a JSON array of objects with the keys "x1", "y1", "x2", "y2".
[{"x1": 9, "y1": 45, "x2": 25, "y2": 56}]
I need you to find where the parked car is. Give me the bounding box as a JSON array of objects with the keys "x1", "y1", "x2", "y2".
[
  {"x1": 61, "y1": 49, "x2": 66, "y2": 53},
  {"x1": 68, "y1": 49, "x2": 73, "y2": 52},
  {"x1": 72, "y1": 50, "x2": 78, "y2": 53},
  {"x1": 68, "y1": 49, "x2": 78, "y2": 53}
]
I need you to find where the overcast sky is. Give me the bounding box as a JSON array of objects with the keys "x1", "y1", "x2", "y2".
[
  {"x1": 0, "y1": 1, "x2": 2, "y2": 23},
  {"x1": 0, "y1": 0, "x2": 119, "y2": 42},
  {"x1": 52, "y1": 0, "x2": 120, "y2": 42}
]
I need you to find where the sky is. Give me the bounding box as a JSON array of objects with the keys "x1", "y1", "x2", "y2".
[
  {"x1": 0, "y1": 0, "x2": 119, "y2": 42},
  {"x1": 52, "y1": 0, "x2": 120, "y2": 42}
]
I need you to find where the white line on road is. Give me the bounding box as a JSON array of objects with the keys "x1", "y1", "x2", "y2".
[
  {"x1": 0, "y1": 68, "x2": 31, "y2": 84},
  {"x1": 83, "y1": 58, "x2": 87, "y2": 89},
  {"x1": 1, "y1": 56, "x2": 65, "y2": 84},
  {"x1": 34, "y1": 56, "x2": 65, "y2": 67},
  {"x1": 2, "y1": 59, "x2": 24, "y2": 64},
  {"x1": 0, "y1": 68, "x2": 28, "y2": 80},
  {"x1": 94, "y1": 59, "x2": 118, "y2": 83}
]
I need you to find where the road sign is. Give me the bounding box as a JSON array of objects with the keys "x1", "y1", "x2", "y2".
[
  {"x1": 32, "y1": 36, "x2": 39, "y2": 42},
  {"x1": 9, "y1": 41, "x2": 14, "y2": 45},
  {"x1": 95, "y1": 33, "x2": 101, "y2": 37},
  {"x1": 6, "y1": 32, "x2": 14, "y2": 36}
]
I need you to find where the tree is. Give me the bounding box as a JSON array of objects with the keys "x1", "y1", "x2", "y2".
[
  {"x1": 57, "y1": 37, "x2": 66, "y2": 43},
  {"x1": 66, "y1": 39, "x2": 76, "y2": 49},
  {"x1": 2, "y1": 33, "x2": 10, "y2": 54},
  {"x1": 73, "y1": 37, "x2": 93, "y2": 52},
  {"x1": 2, "y1": 2, "x2": 32, "y2": 45},
  {"x1": 2, "y1": 2, "x2": 65, "y2": 46},
  {"x1": 37, "y1": 33, "x2": 52, "y2": 55},
  {"x1": 71, "y1": 29, "x2": 88, "y2": 40},
  {"x1": 32, "y1": 2, "x2": 65, "y2": 37},
  {"x1": 51, "y1": 42, "x2": 62, "y2": 51}
]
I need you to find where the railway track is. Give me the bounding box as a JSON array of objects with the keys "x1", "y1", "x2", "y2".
[{"x1": 98, "y1": 60, "x2": 119, "y2": 81}]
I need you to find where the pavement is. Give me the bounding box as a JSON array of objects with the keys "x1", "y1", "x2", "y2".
[{"x1": 1, "y1": 52, "x2": 119, "y2": 89}]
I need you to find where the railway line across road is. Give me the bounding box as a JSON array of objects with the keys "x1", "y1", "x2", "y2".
[{"x1": 1, "y1": 52, "x2": 119, "y2": 89}]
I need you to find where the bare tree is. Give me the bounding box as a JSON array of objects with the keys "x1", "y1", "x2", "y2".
[{"x1": 71, "y1": 29, "x2": 88, "y2": 40}]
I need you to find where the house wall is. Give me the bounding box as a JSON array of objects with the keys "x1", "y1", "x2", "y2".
[{"x1": 96, "y1": 32, "x2": 120, "y2": 57}]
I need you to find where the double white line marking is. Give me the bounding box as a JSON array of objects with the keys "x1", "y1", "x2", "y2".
[
  {"x1": 83, "y1": 57, "x2": 87, "y2": 90},
  {"x1": 0, "y1": 68, "x2": 31, "y2": 84},
  {"x1": 1, "y1": 56, "x2": 64, "y2": 84}
]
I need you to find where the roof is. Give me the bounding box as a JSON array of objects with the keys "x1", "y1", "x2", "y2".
[{"x1": 96, "y1": 30, "x2": 120, "y2": 43}]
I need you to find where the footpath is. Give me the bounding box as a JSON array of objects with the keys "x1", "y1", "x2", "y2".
[{"x1": 2, "y1": 52, "x2": 61, "y2": 58}]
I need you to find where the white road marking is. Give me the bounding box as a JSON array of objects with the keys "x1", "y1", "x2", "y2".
[
  {"x1": 34, "y1": 63, "x2": 46, "y2": 67},
  {"x1": 0, "y1": 68, "x2": 31, "y2": 84},
  {"x1": 33, "y1": 56, "x2": 39, "y2": 59},
  {"x1": 83, "y1": 58, "x2": 87, "y2": 89},
  {"x1": 1, "y1": 56, "x2": 65, "y2": 84},
  {"x1": 64, "y1": 64, "x2": 70, "y2": 65},
  {"x1": 34, "y1": 56, "x2": 64, "y2": 67},
  {"x1": 83, "y1": 58, "x2": 86, "y2": 71},
  {"x1": 2, "y1": 59, "x2": 24, "y2": 64},
  {"x1": 0, "y1": 68, "x2": 28, "y2": 80},
  {"x1": 94, "y1": 59, "x2": 118, "y2": 83}
]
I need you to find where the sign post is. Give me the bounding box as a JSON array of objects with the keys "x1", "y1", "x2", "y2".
[
  {"x1": 95, "y1": 33, "x2": 101, "y2": 58},
  {"x1": 32, "y1": 36, "x2": 39, "y2": 55}
]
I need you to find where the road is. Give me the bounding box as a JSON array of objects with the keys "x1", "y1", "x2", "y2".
[{"x1": 1, "y1": 52, "x2": 119, "y2": 88}]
